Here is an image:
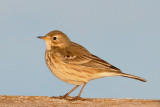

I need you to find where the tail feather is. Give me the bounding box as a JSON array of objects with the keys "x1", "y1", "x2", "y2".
[{"x1": 120, "y1": 73, "x2": 147, "y2": 82}]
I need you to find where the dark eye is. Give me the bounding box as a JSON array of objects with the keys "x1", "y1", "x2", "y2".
[{"x1": 53, "y1": 37, "x2": 57, "y2": 40}]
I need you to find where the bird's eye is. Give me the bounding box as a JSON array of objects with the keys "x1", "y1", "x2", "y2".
[{"x1": 53, "y1": 37, "x2": 57, "y2": 40}]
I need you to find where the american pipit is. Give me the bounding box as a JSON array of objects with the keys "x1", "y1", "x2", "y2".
[{"x1": 37, "y1": 30, "x2": 146, "y2": 100}]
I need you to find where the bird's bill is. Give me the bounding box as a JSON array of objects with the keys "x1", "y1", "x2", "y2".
[{"x1": 37, "y1": 36, "x2": 48, "y2": 40}]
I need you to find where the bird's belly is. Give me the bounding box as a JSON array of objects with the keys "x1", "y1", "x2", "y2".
[{"x1": 46, "y1": 59, "x2": 88, "y2": 85}]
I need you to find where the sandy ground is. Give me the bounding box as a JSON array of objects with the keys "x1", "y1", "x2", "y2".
[{"x1": 0, "y1": 95, "x2": 160, "y2": 107}]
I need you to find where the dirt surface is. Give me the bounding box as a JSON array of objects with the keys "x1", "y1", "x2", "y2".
[{"x1": 0, "y1": 95, "x2": 160, "y2": 107}]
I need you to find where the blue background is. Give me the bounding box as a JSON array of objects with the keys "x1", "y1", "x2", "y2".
[{"x1": 0, "y1": 0, "x2": 159, "y2": 99}]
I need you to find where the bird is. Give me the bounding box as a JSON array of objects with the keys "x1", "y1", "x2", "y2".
[{"x1": 37, "y1": 30, "x2": 147, "y2": 100}]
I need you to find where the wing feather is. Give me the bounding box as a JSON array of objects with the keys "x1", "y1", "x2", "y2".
[
  {"x1": 61, "y1": 42, "x2": 121, "y2": 73},
  {"x1": 63, "y1": 54, "x2": 121, "y2": 73}
]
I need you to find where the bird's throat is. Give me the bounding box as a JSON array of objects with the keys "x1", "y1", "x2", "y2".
[{"x1": 45, "y1": 41, "x2": 52, "y2": 50}]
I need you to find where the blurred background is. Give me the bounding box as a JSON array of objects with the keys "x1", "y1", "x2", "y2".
[{"x1": 0, "y1": 0, "x2": 159, "y2": 99}]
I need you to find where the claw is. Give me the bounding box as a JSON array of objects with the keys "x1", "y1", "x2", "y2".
[
  {"x1": 68, "y1": 96, "x2": 86, "y2": 101},
  {"x1": 52, "y1": 95, "x2": 74, "y2": 100},
  {"x1": 52, "y1": 96, "x2": 65, "y2": 99}
]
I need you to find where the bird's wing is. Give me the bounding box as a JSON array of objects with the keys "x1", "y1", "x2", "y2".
[
  {"x1": 61, "y1": 42, "x2": 93, "y2": 64},
  {"x1": 60, "y1": 42, "x2": 121, "y2": 73},
  {"x1": 62, "y1": 43, "x2": 121, "y2": 72},
  {"x1": 89, "y1": 54, "x2": 121, "y2": 71},
  {"x1": 63, "y1": 54, "x2": 121, "y2": 72}
]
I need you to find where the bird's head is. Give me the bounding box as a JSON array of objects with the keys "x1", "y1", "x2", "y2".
[{"x1": 37, "y1": 30, "x2": 71, "y2": 50}]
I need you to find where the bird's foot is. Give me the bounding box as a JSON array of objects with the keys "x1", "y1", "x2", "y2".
[
  {"x1": 68, "y1": 96, "x2": 87, "y2": 101},
  {"x1": 52, "y1": 95, "x2": 74, "y2": 100},
  {"x1": 53, "y1": 95, "x2": 91, "y2": 101}
]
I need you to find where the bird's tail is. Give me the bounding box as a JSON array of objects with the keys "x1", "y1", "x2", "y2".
[{"x1": 120, "y1": 73, "x2": 147, "y2": 82}]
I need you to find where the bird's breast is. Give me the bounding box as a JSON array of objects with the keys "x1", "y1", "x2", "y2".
[
  {"x1": 45, "y1": 51, "x2": 62, "y2": 69},
  {"x1": 44, "y1": 51, "x2": 89, "y2": 85}
]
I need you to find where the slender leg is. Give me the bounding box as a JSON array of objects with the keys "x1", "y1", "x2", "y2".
[
  {"x1": 70, "y1": 82, "x2": 87, "y2": 101},
  {"x1": 63, "y1": 85, "x2": 80, "y2": 98},
  {"x1": 77, "y1": 82, "x2": 87, "y2": 98},
  {"x1": 53, "y1": 85, "x2": 80, "y2": 99}
]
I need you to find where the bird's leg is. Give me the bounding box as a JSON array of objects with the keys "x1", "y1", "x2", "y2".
[
  {"x1": 60, "y1": 85, "x2": 80, "y2": 99},
  {"x1": 70, "y1": 83, "x2": 87, "y2": 101}
]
